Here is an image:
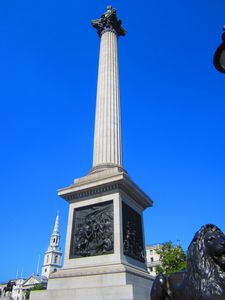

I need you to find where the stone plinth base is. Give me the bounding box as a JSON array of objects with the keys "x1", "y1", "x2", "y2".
[
  {"x1": 30, "y1": 285, "x2": 149, "y2": 300},
  {"x1": 30, "y1": 264, "x2": 154, "y2": 300},
  {"x1": 31, "y1": 168, "x2": 154, "y2": 300}
]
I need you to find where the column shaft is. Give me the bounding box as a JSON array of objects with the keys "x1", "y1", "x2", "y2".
[{"x1": 92, "y1": 30, "x2": 122, "y2": 170}]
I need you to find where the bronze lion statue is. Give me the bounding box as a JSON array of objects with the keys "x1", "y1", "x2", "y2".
[{"x1": 151, "y1": 224, "x2": 225, "y2": 300}]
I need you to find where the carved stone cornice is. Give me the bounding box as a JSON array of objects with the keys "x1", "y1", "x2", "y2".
[
  {"x1": 89, "y1": 163, "x2": 127, "y2": 174},
  {"x1": 63, "y1": 183, "x2": 119, "y2": 201},
  {"x1": 58, "y1": 168, "x2": 153, "y2": 209},
  {"x1": 49, "y1": 263, "x2": 153, "y2": 279},
  {"x1": 91, "y1": 5, "x2": 126, "y2": 37}
]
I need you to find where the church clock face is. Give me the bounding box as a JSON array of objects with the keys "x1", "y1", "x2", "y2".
[{"x1": 70, "y1": 200, "x2": 114, "y2": 258}]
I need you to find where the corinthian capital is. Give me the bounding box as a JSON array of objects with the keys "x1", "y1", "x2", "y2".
[{"x1": 91, "y1": 5, "x2": 126, "y2": 37}]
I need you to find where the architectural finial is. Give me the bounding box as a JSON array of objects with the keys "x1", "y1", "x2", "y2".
[{"x1": 91, "y1": 6, "x2": 126, "y2": 37}]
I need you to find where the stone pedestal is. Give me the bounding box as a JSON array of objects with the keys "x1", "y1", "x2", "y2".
[
  {"x1": 30, "y1": 168, "x2": 154, "y2": 300},
  {"x1": 31, "y1": 266, "x2": 153, "y2": 300}
]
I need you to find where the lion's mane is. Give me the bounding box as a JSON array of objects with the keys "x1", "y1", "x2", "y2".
[
  {"x1": 151, "y1": 224, "x2": 225, "y2": 300},
  {"x1": 186, "y1": 224, "x2": 225, "y2": 298}
]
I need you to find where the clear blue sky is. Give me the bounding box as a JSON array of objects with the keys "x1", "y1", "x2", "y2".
[{"x1": 0, "y1": 0, "x2": 225, "y2": 282}]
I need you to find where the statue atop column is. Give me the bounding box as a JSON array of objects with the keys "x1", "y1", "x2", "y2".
[{"x1": 91, "y1": 5, "x2": 126, "y2": 37}]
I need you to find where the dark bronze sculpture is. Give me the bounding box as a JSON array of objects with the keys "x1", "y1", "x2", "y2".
[
  {"x1": 3, "y1": 281, "x2": 15, "y2": 296},
  {"x1": 122, "y1": 202, "x2": 145, "y2": 262},
  {"x1": 213, "y1": 26, "x2": 225, "y2": 74},
  {"x1": 91, "y1": 5, "x2": 126, "y2": 37},
  {"x1": 70, "y1": 201, "x2": 114, "y2": 258},
  {"x1": 151, "y1": 224, "x2": 225, "y2": 300}
]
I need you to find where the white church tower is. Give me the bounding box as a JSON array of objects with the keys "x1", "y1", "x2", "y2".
[{"x1": 41, "y1": 213, "x2": 62, "y2": 278}]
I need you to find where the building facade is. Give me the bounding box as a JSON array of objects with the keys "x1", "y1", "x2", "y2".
[
  {"x1": 146, "y1": 244, "x2": 162, "y2": 276},
  {"x1": 11, "y1": 278, "x2": 25, "y2": 300}
]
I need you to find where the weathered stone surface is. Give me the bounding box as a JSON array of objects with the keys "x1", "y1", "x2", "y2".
[{"x1": 30, "y1": 264, "x2": 154, "y2": 300}]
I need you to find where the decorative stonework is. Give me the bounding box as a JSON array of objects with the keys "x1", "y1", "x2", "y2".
[
  {"x1": 89, "y1": 163, "x2": 126, "y2": 174},
  {"x1": 70, "y1": 201, "x2": 114, "y2": 258},
  {"x1": 92, "y1": 5, "x2": 126, "y2": 37},
  {"x1": 66, "y1": 183, "x2": 119, "y2": 201},
  {"x1": 122, "y1": 202, "x2": 145, "y2": 262}
]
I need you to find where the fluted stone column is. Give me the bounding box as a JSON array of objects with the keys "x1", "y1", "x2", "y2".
[{"x1": 90, "y1": 6, "x2": 126, "y2": 173}]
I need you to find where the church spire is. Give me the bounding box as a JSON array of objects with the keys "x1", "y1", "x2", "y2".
[
  {"x1": 90, "y1": 6, "x2": 126, "y2": 173},
  {"x1": 49, "y1": 214, "x2": 60, "y2": 249},
  {"x1": 50, "y1": 213, "x2": 59, "y2": 247},
  {"x1": 41, "y1": 213, "x2": 62, "y2": 278}
]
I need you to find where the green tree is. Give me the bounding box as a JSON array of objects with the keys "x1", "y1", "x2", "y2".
[
  {"x1": 25, "y1": 284, "x2": 46, "y2": 300},
  {"x1": 31, "y1": 284, "x2": 46, "y2": 291},
  {"x1": 156, "y1": 241, "x2": 187, "y2": 275},
  {"x1": 25, "y1": 290, "x2": 30, "y2": 300}
]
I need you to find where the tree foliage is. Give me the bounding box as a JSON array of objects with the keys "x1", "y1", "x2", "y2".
[
  {"x1": 156, "y1": 241, "x2": 187, "y2": 275},
  {"x1": 31, "y1": 283, "x2": 46, "y2": 291},
  {"x1": 25, "y1": 284, "x2": 47, "y2": 299},
  {"x1": 25, "y1": 290, "x2": 30, "y2": 300}
]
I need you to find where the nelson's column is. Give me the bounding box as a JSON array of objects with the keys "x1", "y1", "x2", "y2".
[{"x1": 30, "y1": 6, "x2": 154, "y2": 300}]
